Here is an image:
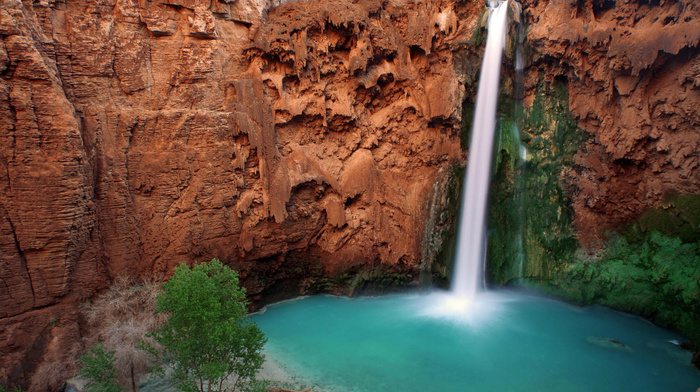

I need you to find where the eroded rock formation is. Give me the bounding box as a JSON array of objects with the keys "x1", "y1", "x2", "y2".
[
  {"x1": 1, "y1": 0, "x2": 699, "y2": 388},
  {"x1": 523, "y1": 0, "x2": 700, "y2": 246},
  {"x1": 0, "y1": 0, "x2": 480, "y2": 387}
]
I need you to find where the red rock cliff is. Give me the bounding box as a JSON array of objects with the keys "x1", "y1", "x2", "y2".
[
  {"x1": 0, "y1": 0, "x2": 481, "y2": 387},
  {"x1": 522, "y1": 0, "x2": 700, "y2": 246},
  {"x1": 1, "y1": 0, "x2": 699, "y2": 388}
]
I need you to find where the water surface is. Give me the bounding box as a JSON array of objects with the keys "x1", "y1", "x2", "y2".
[{"x1": 252, "y1": 291, "x2": 700, "y2": 392}]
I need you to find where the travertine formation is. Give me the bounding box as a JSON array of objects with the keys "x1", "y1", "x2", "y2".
[
  {"x1": 1, "y1": 0, "x2": 698, "y2": 388},
  {"x1": 0, "y1": 0, "x2": 476, "y2": 387},
  {"x1": 523, "y1": 0, "x2": 700, "y2": 246}
]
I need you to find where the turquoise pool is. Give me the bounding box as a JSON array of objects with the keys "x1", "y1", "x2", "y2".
[{"x1": 252, "y1": 291, "x2": 700, "y2": 392}]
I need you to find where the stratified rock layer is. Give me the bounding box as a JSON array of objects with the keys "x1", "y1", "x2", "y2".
[
  {"x1": 0, "y1": 0, "x2": 478, "y2": 387},
  {"x1": 523, "y1": 0, "x2": 700, "y2": 246},
  {"x1": 1, "y1": 0, "x2": 699, "y2": 389}
]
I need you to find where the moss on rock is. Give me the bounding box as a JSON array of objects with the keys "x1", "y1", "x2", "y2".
[
  {"x1": 488, "y1": 81, "x2": 587, "y2": 284},
  {"x1": 542, "y1": 227, "x2": 700, "y2": 345},
  {"x1": 486, "y1": 80, "x2": 700, "y2": 345},
  {"x1": 425, "y1": 164, "x2": 465, "y2": 288}
]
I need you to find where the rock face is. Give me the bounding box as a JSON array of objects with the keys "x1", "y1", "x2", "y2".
[
  {"x1": 1, "y1": 0, "x2": 699, "y2": 389},
  {"x1": 487, "y1": 0, "x2": 700, "y2": 351},
  {"x1": 0, "y1": 0, "x2": 478, "y2": 387},
  {"x1": 522, "y1": 0, "x2": 700, "y2": 246}
]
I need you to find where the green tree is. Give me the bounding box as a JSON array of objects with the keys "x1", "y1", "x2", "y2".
[
  {"x1": 151, "y1": 259, "x2": 266, "y2": 392},
  {"x1": 80, "y1": 343, "x2": 124, "y2": 392}
]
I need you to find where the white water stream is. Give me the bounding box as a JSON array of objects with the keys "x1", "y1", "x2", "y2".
[{"x1": 451, "y1": 1, "x2": 509, "y2": 301}]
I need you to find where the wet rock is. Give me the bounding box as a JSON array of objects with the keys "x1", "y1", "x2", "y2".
[
  {"x1": 523, "y1": 0, "x2": 700, "y2": 246},
  {"x1": 586, "y1": 336, "x2": 633, "y2": 353}
]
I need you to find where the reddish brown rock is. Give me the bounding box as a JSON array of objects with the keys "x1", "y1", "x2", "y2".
[
  {"x1": 522, "y1": 0, "x2": 700, "y2": 246},
  {"x1": 1, "y1": 0, "x2": 699, "y2": 388},
  {"x1": 0, "y1": 0, "x2": 475, "y2": 387}
]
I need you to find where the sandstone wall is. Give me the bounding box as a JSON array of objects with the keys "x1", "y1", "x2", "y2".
[
  {"x1": 522, "y1": 0, "x2": 700, "y2": 246},
  {"x1": 1, "y1": 0, "x2": 699, "y2": 388},
  {"x1": 0, "y1": 0, "x2": 479, "y2": 387}
]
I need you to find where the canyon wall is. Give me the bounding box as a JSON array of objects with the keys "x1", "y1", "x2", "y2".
[
  {"x1": 523, "y1": 0, "x2": 700, "y2": 247},
  {"x1": 486, "y1": 0, "x2": 700, "y2": 347},
  {"x1": 0, "y1": 0, "x2": 479, "y2": 387},
  {"x1": 1, "y1": 0, "x2": 699, "y2": 389}
]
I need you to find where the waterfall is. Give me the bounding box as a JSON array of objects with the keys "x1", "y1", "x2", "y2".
[
  {"x1": 452, "y1": 1, "x2": 509, "y2": 301},
  {"x1": 513, "y1": 2, "x2": 527, "y2": 280}
]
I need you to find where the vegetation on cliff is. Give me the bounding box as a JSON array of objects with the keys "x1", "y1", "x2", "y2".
[
  {"x1": 79, "y1": 343, "x2": 123, "y2": 392},
  {"x1": 81, "y1": 278, "x2": 164, "y2": 391},
  {"x1": 543, "y1": 196, "x2": 700, "y2": 345},
  {"x1": 486, "y1": 79, "x2": 700, "y2": 346},
  {"x1": 488, "y1": 81, "x2": 588, "y2": 284},
  {"x1": 77, "y1": 261, "x2": 268, "y2": 392}
]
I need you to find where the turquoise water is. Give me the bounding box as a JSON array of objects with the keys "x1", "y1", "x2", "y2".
[{"x1": 252, "y1": 291, "x2": 700, "y2": 392}]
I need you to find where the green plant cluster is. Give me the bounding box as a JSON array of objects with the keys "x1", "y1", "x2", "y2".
[
  {"x1": 0, "y1": 386, "x2": 24, "y2": 392},
  {"x1": 486, "y1": 94, "x2": 524, "y2": 284},
  {"x1": 520, "y1": 82, "x2": 588, "y2": 273},
  {"x1": 487, "y1": 81, "x2": 588, "y2": 284},
  {"x1": 80, "y1": 343, "x2": 123, "y2": 392},
  {"x1": 548, "y1": 230, "x2": 700, "y2": 345},
  {"x1": 469, "y1": 8, "x2": 488, "y2": 48},
  {"x1": 481, "y1": 77, "x2": 700, "y2": 346},
  {"x1": 149, "y1": 259, "x2": 267, "y2": 392},
  {"x1": 78, "y1": 260, "x2": 267, "y2": 392},
  {"x1": 540, "y1": 194, "x2": 700, "y2": 345}
]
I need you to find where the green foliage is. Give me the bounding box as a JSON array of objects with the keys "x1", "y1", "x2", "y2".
[
  {"x1": 487, "y1": 93, "x2": 525, "y2": 284},
  {"x1": 548, "y1": 230, "x2": 700, "y2": 344},
  {"x1": 488, "y1": 81, "x2": 588, "y2": 283},
  {"x1": 481, "y1": 77, "x2": 700, "y2": 346},
  {"x1": 470, "y1": 8, "x2": 488, "y2": 47},
  {"x1": 242, "y1": 379, "x2": 268, "y2": 392},
  {"x1": 151, "y1": 259, "x2": 266, "y2": 392},
  {"x1": 80, "y1": 343, "x2": 124, "y2": 392},
  {"x1": 0, "y1": 386, "x2": 24, "y2": 392},
  {"x1": 535, "y1": 193, "x2": 700, "y2": 344},
  {"x1": 519, "y1": 82, "x2": 588, "y2": 276}
]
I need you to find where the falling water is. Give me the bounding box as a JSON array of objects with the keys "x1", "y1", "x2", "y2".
[
  {"x1": 512, "y1": 0, "x2": 527, "y2": 279},
  {"x1": 452, "y1": 1, "x2": 509, "y2": 301}
]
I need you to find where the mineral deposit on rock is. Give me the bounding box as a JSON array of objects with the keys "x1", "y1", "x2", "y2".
[{"x1": 1, "y1": 0, "x2": 698, "y2": 388}]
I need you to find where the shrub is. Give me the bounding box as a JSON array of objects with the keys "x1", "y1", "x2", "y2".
[
  {"x1": 150, "y1": 259, "x2": 266, "y2": 392},
  {"x1": 80, "y1": 343, "x2": 123, "y2": 392},
  {"x1": 551, "y1": 230, "x2": 700, "y2": 345},
  {"x1": 81, "y1": 277, "x2": 165, "y2": 391},
  {"x1": 0, "y1": 386, "x2": 24, "y2": 392}
]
